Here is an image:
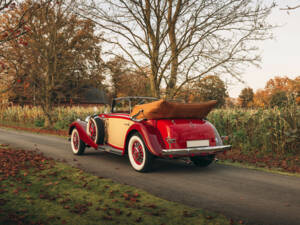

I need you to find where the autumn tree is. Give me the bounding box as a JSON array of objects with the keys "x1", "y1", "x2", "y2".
[
  {"x1": 0, "y1": 1, "x2": 25, "y2": 45},
  {"x1": 251, "y1": 76, "x2": 300, "y2": 108},
  {"x1": 265, "y1": 76, "x2": 293, "y2": 94},
  {"x1": 189, "y1": 75, "x2": 228, "y2": 107},
  {"x1": 264, "y1": 76, "x2": 299, "y2": 106},
  {"x1": 239, "y1": 87, "x2": 254, "y2": 108},
  {"x1": 1, "y1": 1, "x2": 53, "y2": 99},
  {"x1": 0, "y1": 0, "x2": 12, "y2": 8},
  {"x1": 225, "y1": 97, "x2": 237, "y2": 108},
  {"x1": 75, "y1": 0, "x2": 275, "y2": 99},
  {"x1": 0, "y1": 0, "x2": 14, "y2": 13},
  {"x1": 0, "y1": 1, "x2": 51, "y2": 46},
  {"x1": 294, "y1": 76, "x2": 300, "y2": 104},
  {"x1": 253, "y1": 89, "x2": 269, "y2": 108},
  {"x1": 269, "y1": 91, "x2": 288, "y2": 108},
  {"x1": 0, "y1": 0, "x2": 104, "y2": 126},
  {"x1": 106, "y1": 56, "x2": 151, "y2": 98}
]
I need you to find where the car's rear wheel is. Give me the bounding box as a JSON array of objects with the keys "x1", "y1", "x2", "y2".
[
  {"x1": 87, "y1": 117, "x2": 105, "y2": 144},
  {"x1": 190, "y1": 155, "x2": 215, "y2": 167},
  {"x1": 128, "y1": 133, "x2": 153, "y2": 172},
  {"x1": 71, "y1": 128, "x2": 85, "y2": 155}
]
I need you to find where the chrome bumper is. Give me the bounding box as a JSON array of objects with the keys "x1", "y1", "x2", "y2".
[{"x1": 161, "y1": 145, "x2": 231, "y2": 156}]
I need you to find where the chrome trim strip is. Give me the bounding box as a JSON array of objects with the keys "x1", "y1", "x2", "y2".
[
  {"x1": 98, "y1": 145, "x2": 123, "y2": 155},
  {"x1": 108, "y1": 114, "x2": 131, "y2": 119},
  {"x1": 161, "y1": 145, "x2": 231, "y2": 156},
  {"x1": 114, "y1": 96, "x2": 158, "y2": 101}
]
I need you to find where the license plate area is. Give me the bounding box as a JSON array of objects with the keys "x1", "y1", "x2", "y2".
[{"x1": 187, "y1": 140, "x2": 209, "y2": 148}]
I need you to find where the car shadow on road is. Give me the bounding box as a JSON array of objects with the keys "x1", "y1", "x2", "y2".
[
  {"x1": 151, "y1": 158, "x2": 219, "y2": 174},
  {"x1": 81, "y1": 148, "x2": 222, "y2": 174}
]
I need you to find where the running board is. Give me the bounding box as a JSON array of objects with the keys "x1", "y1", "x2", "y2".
[{"x1": 97, "y1": 145, "x2": 123, "y2": 156}]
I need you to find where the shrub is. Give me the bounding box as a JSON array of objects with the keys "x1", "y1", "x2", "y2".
[{"x1": 34, "y1": 117, "x2": 45, "y2": 127}]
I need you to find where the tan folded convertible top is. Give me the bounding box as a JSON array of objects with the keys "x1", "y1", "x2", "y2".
[{"x1": 130, "y1": 99, "x2": 217, "y2": 120}]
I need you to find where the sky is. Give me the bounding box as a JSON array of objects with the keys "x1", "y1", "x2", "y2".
[{"x1": 227, "y1": 0, "x2": 300, "y2": 98}]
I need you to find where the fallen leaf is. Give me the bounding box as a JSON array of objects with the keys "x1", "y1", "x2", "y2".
[
  {"x1": 123, "y1": 193, "x2": 129, "y2": 200},
  {"x1": 136, "y1": 217, "x2": 142, "y2": 223},
  {"x1": 130, "y1": 198, "x2": 137, "y2": 202},
  {"x1": 102, "y1": 215, "x2": 112, "y2": 220},
  {"x1": 133, "y1": 193, "x2": 139, "y2": 197}
]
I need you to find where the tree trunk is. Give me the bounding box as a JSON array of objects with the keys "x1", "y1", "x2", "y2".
[
  {"x1": 149, "y1": 66, "x2": 160, "y2": 98},
  {"x1": 166, "y1": 0, "x2": 180, "y2": 99},
  {"x1": 43, "y1": 69, "x2": 53, "y2": 128},
  {"x1": 43, "y1": 88, "x2": 53, "y2": 127}
]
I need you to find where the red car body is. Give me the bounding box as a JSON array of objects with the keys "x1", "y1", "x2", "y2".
[{"x1": 69, "y1": 97, "x2": 230, "y2": 172}]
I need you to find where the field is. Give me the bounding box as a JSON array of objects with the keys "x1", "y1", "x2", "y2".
[
  {"x1": 208, "y1": 105, "x2": 300, "y2": 155},
  {"x1": 0, "y1": 104, "x2": 105, "y2": 130},
  {"x1": 0, "y1": 104, "x2": 299, "y2": 172},
  {"x1": 0, "y1": 104, "x2": 299, "y2": 154}
]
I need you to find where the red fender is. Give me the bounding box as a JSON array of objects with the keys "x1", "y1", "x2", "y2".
[
  {"x1": 69, "y1": 121, "x2": 98, "y2": 149},
  {"x1": 126, "y1": 123, "x2": 164, "y2": 156}
]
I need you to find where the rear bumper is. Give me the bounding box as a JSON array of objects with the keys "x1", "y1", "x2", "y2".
[{"x1": 161, "y1": 145, "x2": 231, "y2": 156}]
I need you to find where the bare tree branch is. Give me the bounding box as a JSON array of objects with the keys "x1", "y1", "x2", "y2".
[
  {"x1": 0, "y1": 0, "x2": 54, "y2": 45},
  {"x1": 0, "y1": 0, "x2": 13, "y2": 11},
  {"x1": 280, "y1": 5, "x2": 300, "y2": 10},
  {"x1": 74, "y1": 0, "x2": 275, "y2": 98}
]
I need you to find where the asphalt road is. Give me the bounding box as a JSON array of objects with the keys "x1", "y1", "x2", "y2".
[{"x1": 0, "y1": 127, "x2": 300, "y2": 225}]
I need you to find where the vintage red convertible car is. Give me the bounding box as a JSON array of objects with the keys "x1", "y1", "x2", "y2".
[{"x1": 69, "y1": 96, "x2": 231, "y2": 172}]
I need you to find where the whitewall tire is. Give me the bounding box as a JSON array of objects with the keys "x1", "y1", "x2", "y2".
[
  {"x1": 128, "y1": 134, "x2": 153, "y2": 172},
  {"x1": 71, "y1": 128, "x2": 85, "y2": 155}
]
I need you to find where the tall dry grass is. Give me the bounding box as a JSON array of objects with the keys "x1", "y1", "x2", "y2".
[
  {"x1": 0, "y1": 104, "x2": 106, "y2": 130},
  {"x1": 208, "y1": 103, "x2": 300, "y2": 155},
  {"x1": 0, "y1": 103, "x2": 299, "y2": 155}
]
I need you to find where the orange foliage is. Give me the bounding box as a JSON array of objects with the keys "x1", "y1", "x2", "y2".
[
  {"x1": 116, "y1": 68, "x2": 151, "y2": 97},
  {"x1": 296, "y1": 96, "x2": 300, "y2": 105},
  {"x1": 1, "y1": 0, "x2": 104, "y2": 106},
  {"x1": 253, "y1": 89, "x2": 269, "y2": 108},
  {"x1": 254, "y1": 76, "x2": 300, "y2": 107},
  {"x1": 265, "y1": 76, "x2": 295, "y2": 94}
]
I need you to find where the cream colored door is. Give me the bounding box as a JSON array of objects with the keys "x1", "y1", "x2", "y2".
[{"x1": 107, "y1": 117, "x2": 134, "y2": 149}]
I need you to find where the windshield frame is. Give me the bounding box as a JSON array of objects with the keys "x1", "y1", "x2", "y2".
[{"x1": 111, "y1": 96, "x2": 158, "y2": 114}]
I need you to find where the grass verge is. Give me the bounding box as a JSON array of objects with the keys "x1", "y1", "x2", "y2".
[
  {"x1": 0, "y1": 146, "x2": 238, "y2": 225},
  {"x1": 0, "y1": 122, "x2": 68, "y2": 137},
  {"x1": 217, "y1": 160, "x2": 300, "y2": 178},
  {"x1": 216, "y1": 148, "x2": 300, "y2": 175}
]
